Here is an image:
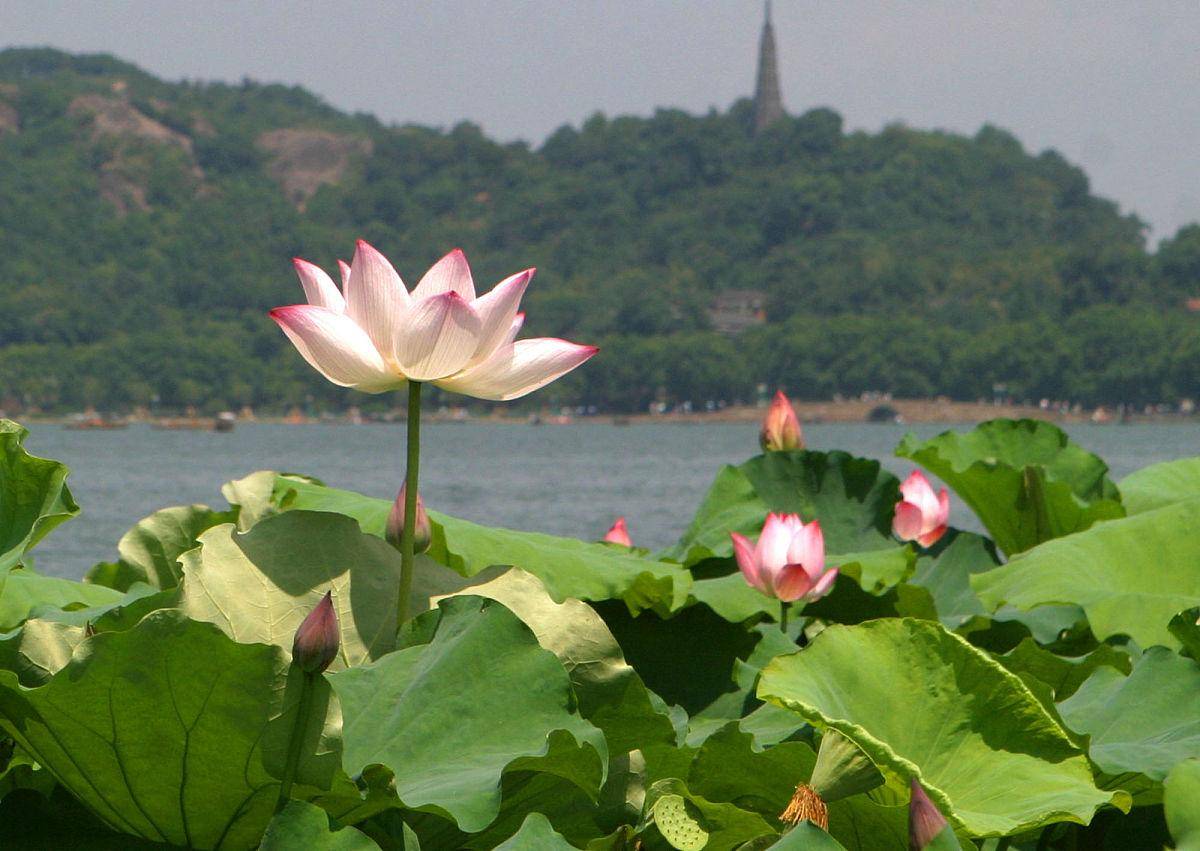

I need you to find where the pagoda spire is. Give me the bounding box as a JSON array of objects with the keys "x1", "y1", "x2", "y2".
[{"x1": 753, "y1": 0, "x2": 786, "y2": 133}]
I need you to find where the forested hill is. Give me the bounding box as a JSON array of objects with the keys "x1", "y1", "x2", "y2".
[{"x1": 1, "y1": 47, "x2": 1198, "y2": 413}]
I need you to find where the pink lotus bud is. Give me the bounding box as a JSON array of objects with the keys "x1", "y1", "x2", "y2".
[
  {"x1": 603, "y1": 517, "x2": 632, "y2": 547},
  {"x1": 730, "y1": 513, "x2": 837, "y2": 603},
  {"x1": 893, "y1": 471, "x2": 950, "y2": 548},
  {"x1": 760, "y1": 390, "x2": 804, "y2": 452},
  {"x1": 386, "y1": 483, "x2": 432, "y2": 554},
  {"x1": 909, "y1": 779, "x2": 949, "y2": 850},
  {"x1": 292, "y1": 591, "x2": 339, "y2": 674}
]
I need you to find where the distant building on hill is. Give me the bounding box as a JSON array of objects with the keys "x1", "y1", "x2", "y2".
[
  {"x1": 753, "y1": 1, "x2": 786, "y2": 133},
  {"x1": 709, "y1": 290, "x2": 767, "y2": 335}
]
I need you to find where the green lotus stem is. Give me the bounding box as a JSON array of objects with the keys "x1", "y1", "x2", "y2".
[
  {"x1": 779, "y1": 602, "x2": 789, "y2": 635},
  {"x1": 397, "y1": 380, "x2": 422, "y2": 628},
  {"x1": 275, "y1": 670, "x2": 316, "y2": 813}
]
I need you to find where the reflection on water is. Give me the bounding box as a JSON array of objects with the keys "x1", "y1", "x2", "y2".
[{"x1": 25, "y1": 420, "x2": 1200, "y2": 579}]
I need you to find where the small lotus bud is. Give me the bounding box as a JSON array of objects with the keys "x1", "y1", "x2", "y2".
[
  {"x1": 603, "y1": 517, "x2": 632, "y2": 547},
  {"x1": 760, "y1": 390, "x2": 804, "y2": 452},
  {"x1": 909, "y1": 778, "x2": 950, "y2": 850},
  {"x1": 779, "y1": 783, "x2": 828, "y2": 830},
  {"x1": 292, "y1": 591, "x2": 339, "y2": 674},
  {"x1": 386, "y1": 483, "x2": 432, "y2": 554}
]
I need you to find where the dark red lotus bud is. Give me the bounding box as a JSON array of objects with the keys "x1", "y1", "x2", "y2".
[
  {"x1": 386, "y1": 483, "x2": 432, "y2": 554},
  {"x1": 909, "y1": 778, "x2": 950, "y2": 850},
  {"x1": 292, "y1": 591, "x2": 339, "y2": 674}
]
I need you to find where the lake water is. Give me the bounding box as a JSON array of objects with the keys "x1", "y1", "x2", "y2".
[{"x1": 24, "y1": 421, "x2": 1200, "y2": 580}]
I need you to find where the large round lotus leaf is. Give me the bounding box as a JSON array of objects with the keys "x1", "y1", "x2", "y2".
[
  {"x1": 1119, "y1": 457, "x2": 1200, "y2": 515},
  {"x1": 971, "y1": 498, "x2": 1200, "y2": 649},
  {"x1": 178, "y1": 511, "x2": 403, "y2": 669},
  {"x1": 757, "y1": 618, "x2": 1120, "y2": 836},
  {"x1": 86, "y1": 503, "x2": 234, "y2": 592},
  {"x1": 895, "y1": 419, "x2": 1122, "y2": 556},
  {"x1": 271, "y1": 474, "x2": 692, "y2": 615},
  {"x1": 1057, "y1": 647, "x2": 1200, "y2": 782},
  {"x1": 328, "y1": 595, "x2": 606, "y2": 833},
  {"x1": 664, "y1": 450, "x2": 912, "y2": 592},
  {"x1": 260, "y1": 801, "x2": 378, "y2": 850},
  {"x1": 1166, "y1": 759, "x2": 1200, "y2": 851},
  {"x1": 0, "y1": 420, "x2": 78, "y2": 574},
  {"x1": 0, "y1": 609, "x2": 344, "y2": 850}
]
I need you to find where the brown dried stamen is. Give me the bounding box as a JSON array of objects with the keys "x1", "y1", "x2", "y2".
[{"x1": 780, "y1": 783, "x2": 829, "y2": 830}]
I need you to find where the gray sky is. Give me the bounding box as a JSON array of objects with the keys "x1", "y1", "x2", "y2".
[{"x1": 3, "y1": 1, "x2": 1198, "y2": 241}]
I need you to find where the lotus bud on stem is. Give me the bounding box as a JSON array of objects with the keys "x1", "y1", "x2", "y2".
[
  {"x1": 603, "y1": 516, "x2": 632, "y2": 547},
  {"x1": 387, "y1": 482, "x2": 432, "y2": 556},
  {"x1": 909, "y1": 778, "x2": 953, "y2": 850},
  {"x1": 761, "y1": 390, "x2": 804, "y2": 452},
  {"x1": 277, "y1": 592, "x2": 340, "y2": 812}
]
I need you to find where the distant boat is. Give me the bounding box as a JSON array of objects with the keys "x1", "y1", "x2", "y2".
[{"x1": 65, "y1": 416, "x2": 128, "y2": 430}]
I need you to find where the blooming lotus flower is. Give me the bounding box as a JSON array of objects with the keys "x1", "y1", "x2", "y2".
[
  {"x1": 386, "y1": 483, "x2": 432, "y2": 554},
  {"x1": 760, "y1": 390, "x2": 803, "y2": 452},
  {"x1": 893, "y1": 471, "x2": 950, "y2": 547},
  {"x1": 292, "y1": 591, "x2": 339, "y2": 674},
  {"x1": 271, "y1": 242, "x2": 598, "y2": 400},
  {"x1": 730, "y1": 513, "x2": 837, "y2": 602},
  {"x1": 908, "y1": 779, "x2": 950, "y2": 850},
  {"x1": 603, "y1": 517, "x2": 632, "y2": 547}
]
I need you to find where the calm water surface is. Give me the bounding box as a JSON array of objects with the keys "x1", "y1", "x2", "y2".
[{"x1": 25, "y1": 421, "x2": 1200, "y2": 579}]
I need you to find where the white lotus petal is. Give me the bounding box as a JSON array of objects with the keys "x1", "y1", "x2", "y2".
[
  {"x1": 292, "y1": 258, "x2": 346, "y2": 312},
  {"x1": 412, "y1": 248, "x2": 475, "y2": 301},
  {"x1": 395, "y1": 292, "x2": 483, "y2": 381},
  {"x1": 435, "y1": 338, "x2": 599, "y2": 401},
  {"x1": 270, "y1": 305, "x2": 399, "y2": 392},
  {"x1": 337, "y1": 259, "x2": 352, "y2": 290},
  {"x1": 469, "y1": 269, "x2": 533, "y2": 364},
  {"x1": 345, "y1": 240, "x2": 410, "y2": 356}
]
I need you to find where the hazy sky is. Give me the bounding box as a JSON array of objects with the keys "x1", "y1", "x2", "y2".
[{"x1": 3, "y1": 1, "x2": 1198, "y2": 240}]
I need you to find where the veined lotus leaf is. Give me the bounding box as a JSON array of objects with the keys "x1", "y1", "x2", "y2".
[
  {"x1": 327, "y1": 595, "x2": 606, "y2": 833},
  {"x1": 0, "y1": 609, "x2": 344, "y2": 850},
  {"x1": 757, "y1": 618, "x2": 1121, "y2": 836},
  {"x1": 895, "y1": 419, "x2": 1122, "y2": 555},
  {"x1": 1057, "y1": 647, "x2": 1200, "y2": 782},
  {"x1": 260, "y1": 800, "x2": 378, "y2": 850},
  {"x1": 86, "y1": 503, "x2": 234, "y2": 591},
  {"x1": 1119, "y1": 456, "x2": 1200, "y2": 515},
  {"x1": 972, "y1": 498, "x2": 1200, "y2": 649},
  {"x1": 177, "y1": 511, "x2": 403, "y2": 670},
  {"x1": 664, "y1": 451, "x2": 912, "y2": 593},
  {"x1": 1165, "y1": 758, "x2": 1200, "y2": 851},
  {"x1": 0, "y1": 420, "x2": 78, "y2": 575}
]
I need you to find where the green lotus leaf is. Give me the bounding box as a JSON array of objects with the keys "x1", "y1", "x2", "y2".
[
  {"x1": 260, "y1": 800, "x2": 379, "y2": 850},
  {"x1": 1165, "y1": 758, "x2": 1200, "y2": 851},
  {"x1": 177, "y1": 511, "x2": 405, "y2": 669},
  {"x1": 1119, "y1": 456, "x2": 1200, "y2": 515},
  {"x1": 271, "y1": 474, "x2": 692, "y2": 615},
  {"x1": 1169, "y1": 608, "x2": 1200, "y2": 660},
  {"x1": 1057, "y1": 647, "x2": 1200, "y2": 782},
  {"x1": 494, "y1": 812, "x2": 577, "y2": 850},
  {"x1": 0, "y1": 420, "x2": 79, "y2": 575},
  {"x1": 0, "y1": 609, "x2": 344, "y2": 850},
  {"x1": 86, "y1": 503, "x2": 234, "y2": 591},
  {"x1": 971, "y1": 498, "x2": 1200, "y2": 649},
  {"x1": 895, "y1": 419, "x2": 1123, "y2": 556},
  {"x1": 0, "y1": 566, "x2": 125, "y2": 631},
  {"x1": 754, "y1": 821, "x2": 848, "y2": 849},
  {"x1": 435, "y1": 568, "x2": 679, "y2": 758},
  {"x1": 327, "y1": 595, "x2": 606, "y2": 833},
  {"x1": 0, "y1": 787, "x2": 176, "y2": 849},
  {"x1": 757, "y1": 618, "x2": 1120, "y2": 836},
  {"x1": 997, "y1": 637, "x2": 1131, "y2": 704},
  {"x1": 665, "y1": 451, "x2": 912, "y2": 593},
  {"x1": 0, "y1": 617, "x2": 83, "y2": 686}
]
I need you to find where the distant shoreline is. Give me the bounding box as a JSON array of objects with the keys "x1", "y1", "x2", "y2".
[{"x1": 21, "y1": 398, "x2": 1196, "y2": 428}]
